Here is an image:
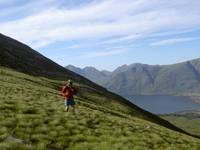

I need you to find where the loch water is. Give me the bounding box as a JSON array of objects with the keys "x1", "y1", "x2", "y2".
[{"x1": 122, "y1": 94, "x2": 200, "y2": 114}]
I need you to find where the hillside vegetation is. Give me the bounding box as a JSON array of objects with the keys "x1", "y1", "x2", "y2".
[
  {"x1": 0, "y1": 67, "x2": 200, "y2": 150},
  {"x1": 158, "y1": 111, "x2": 200, "y2": 137}
]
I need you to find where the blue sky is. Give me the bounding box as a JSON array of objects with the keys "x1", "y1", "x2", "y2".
[{"x1": 0, "y1": 0, "x2": 200, "y2": 71}]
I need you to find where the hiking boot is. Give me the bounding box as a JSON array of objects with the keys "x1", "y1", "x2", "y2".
[{"x1": 72, "y1": 110, "x2": 75, "y2": 115}]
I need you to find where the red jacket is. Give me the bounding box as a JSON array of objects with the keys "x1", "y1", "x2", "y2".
[{"x1": 61, "y1": 85, "x2": 77, "y2": 100}]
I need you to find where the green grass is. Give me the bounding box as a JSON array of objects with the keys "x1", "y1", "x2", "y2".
[
  {"x1": 158, "y1": 112, "x2": 200, "y2": 137},
  {"x1": 0, "y1": 66, "x2": 200, "y2": 149}
]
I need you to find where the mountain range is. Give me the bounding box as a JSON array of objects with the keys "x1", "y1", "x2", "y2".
[
  {"x1": 103, "y1": 59, "x2": 200, "y2": 95},
  {"x1": 65, "y1": 63, "x2": 148, "y2": 85},
  {"x1": 66, "y1": 59, "x2": 200, "y2": 95}
]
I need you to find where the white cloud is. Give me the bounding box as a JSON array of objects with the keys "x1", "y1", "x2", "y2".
[
  {"x1": 80, "y1": 49, "x2": 130, "y2": 58},
  {"x1": 106, "y1": 44, "x2": 140, "y2": 50},
  {"x1": 0, "y1": 0, "x2": 200, "y2": 48},
  {"x1": 56, "y1": 61, "x2": 64, "y2": 64},
  {"x1": 64, "y1": 42, "x2": 97, "y2": 49},
  {"x1": 150, "y1": 37, "x2": 198, "y2": 46},
  {"x1": 64, "y1": 40, "x2": 140, "y2": 52},
  {"x1": 32, "y1": 40, "x2": 54, "y2": 49},
  {"x1": 106, "y1": 46, "x2": 125, "y2": 50}
]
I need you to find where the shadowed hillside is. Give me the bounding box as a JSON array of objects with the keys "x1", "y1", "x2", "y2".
[{"x1": 0, "y1": 33, "x2": 105, "y2": 91}]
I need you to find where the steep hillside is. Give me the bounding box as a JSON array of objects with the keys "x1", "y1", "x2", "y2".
[
  {"x1": 103, "y1": 59, "x2": 200, "y2": 95},
  {"x1": 0, "y1": 33, "x2": 104, "y2": 91},
  {"x1": 1, "y1": 33, "x2": 200, "y2": 149}
]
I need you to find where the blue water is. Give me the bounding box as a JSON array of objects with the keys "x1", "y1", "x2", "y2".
[{"x1": 122, "y1": 95, "x2": 200, "y2": 114}]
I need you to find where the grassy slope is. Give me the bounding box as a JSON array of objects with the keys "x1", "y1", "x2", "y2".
[
  {"x1": 158, "y1": 112, "x2": 200, "y2": 137},
  {"x1": 0, "y1": 67, "x2": 200, "y2": 150}
]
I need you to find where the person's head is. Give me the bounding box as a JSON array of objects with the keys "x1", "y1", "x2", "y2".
[{"x1": 67, "y1": 79, "x2": 73, "y2": 85}]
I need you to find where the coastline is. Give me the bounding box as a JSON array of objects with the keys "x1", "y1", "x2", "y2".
[
  {"x1": 174, "y1": 110, "x2": 200, "y2": 114},
  {"x1": 175, "y1": 94, "x2": 200, "y2": 104},
  {"x1": 187, "y1": 95, "x2": 200, "y2": 104},
  {"x1": 121, "y1": 93, "x2": 200, "y2": 104}
]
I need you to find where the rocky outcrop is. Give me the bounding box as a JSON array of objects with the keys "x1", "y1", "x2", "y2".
[{"x1": 5, "y1": 136, "x2": 28, "y2": 144}]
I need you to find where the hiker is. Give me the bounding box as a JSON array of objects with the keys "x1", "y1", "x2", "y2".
[{"x1": 61, "y1": 80, "x2": 77, "y2": 115}]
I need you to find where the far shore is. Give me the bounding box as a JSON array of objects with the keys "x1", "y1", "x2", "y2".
[
  {"x1": 187, "y1": 95, "x2": 200, "y2": 104},
  {"x1": 175, "y1": 94, "x2": 200, "y2": 104},
  {"x1": 121, "y1": 93, "x2": 200, "y2": 104},
  {"x1": 173, "y1": 110, "x2": 200, "y2": 114}
]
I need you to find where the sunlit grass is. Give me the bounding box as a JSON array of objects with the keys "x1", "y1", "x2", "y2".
[
  {"x1": 0, "y1": 66, "x2": 200, "y2": 149},
  {"x1": 159, "y1": 115, "x2": 200, "y2": 137}
]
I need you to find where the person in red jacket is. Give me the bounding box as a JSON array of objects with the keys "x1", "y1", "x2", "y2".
[{"x1": 61, "y1": 79, "x2": 77, "y2": 115}]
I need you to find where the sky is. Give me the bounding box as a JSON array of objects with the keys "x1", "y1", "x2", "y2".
[{"x1": 0, "y1": 0, "x2": 200, "y2": 72}]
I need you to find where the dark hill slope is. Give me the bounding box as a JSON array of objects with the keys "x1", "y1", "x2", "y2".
[
  {"x1": 0, "y1": 33, "x2": 104, "y2": 91},
  {"x1": 103, "y1": 59, "x2": 200, "y2": 95}
]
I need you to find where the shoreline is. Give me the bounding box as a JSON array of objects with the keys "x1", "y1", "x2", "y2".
[
  {"x1": 174, "y1": 94, "x2": 200, "y2": 104},
  {"x1": 186, "y1": 95, "x2": 200, "y2": 104},
  {"x1": 173, "y1": 110, "x2": 200, "y2": 114}
]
